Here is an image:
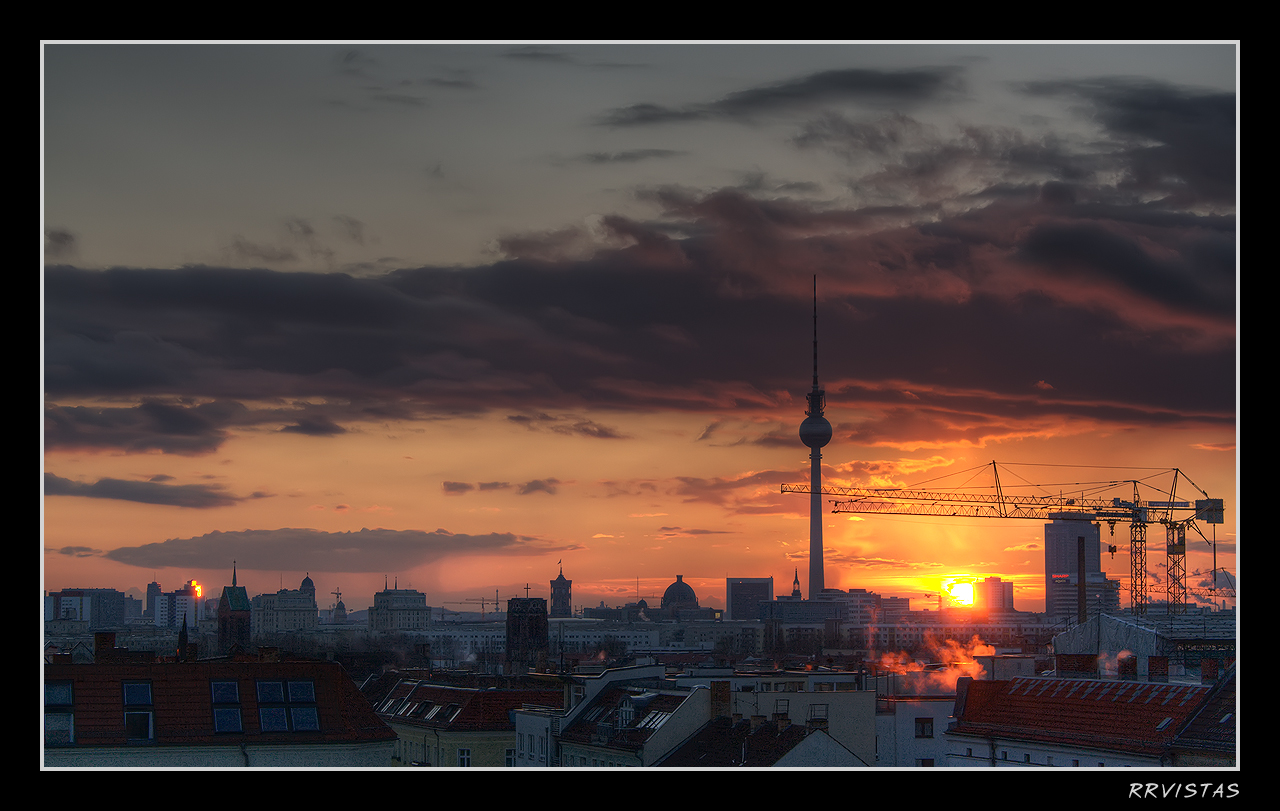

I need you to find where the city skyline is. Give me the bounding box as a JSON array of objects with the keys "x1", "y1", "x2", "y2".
[{"x1": 43, "y1": 42, "x2": 1237, "y2": 614}]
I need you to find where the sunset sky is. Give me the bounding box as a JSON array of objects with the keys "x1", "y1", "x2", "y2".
[{"x1": 42, "y1": 42, "x2": 1237, "y2": 616}]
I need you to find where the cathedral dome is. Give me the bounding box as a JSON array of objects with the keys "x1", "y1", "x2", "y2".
[
  {"x1": 661, "y1": 575, "x2": 699, "y2": 610},
  {"x1": 300, "y1": 574, "x2": 315, "y2": 594}
]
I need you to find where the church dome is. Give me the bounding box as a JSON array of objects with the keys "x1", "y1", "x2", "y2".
[
  {"x1": 661, "y1": 575, "x2": 699, "y2": 610},
  {"x1": 300, "y1": 574, "x2": 315, "y2": 593}
]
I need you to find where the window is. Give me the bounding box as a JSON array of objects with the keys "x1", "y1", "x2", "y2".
[
  {"x1": 916, "y1": 758, "x2": 935, "y2": 766},
  {"x1": 257, "y1": 680, "x2": 319, "y2": 732},
  {"x1": 45, "y1": 682, "x2": 74, "y2": 746},
  {"x1": 506, "y1": 748, "x2": 516, "y2": 767},
  {"x1": 914, "y1": 717, "x2": 934, "y2": 738},
  {"x1": 123, "y1": 682, "x2": 154, "y2": 741},
  {"x1": 458, "y1": 748, "x2": 471, "y2": 767},
  {"x1": 211, "y1": 680, "x2": 242, "y2": 733},
  {"x1": 1024, "y1": 753, "x2": 1032, "y2": 763}
]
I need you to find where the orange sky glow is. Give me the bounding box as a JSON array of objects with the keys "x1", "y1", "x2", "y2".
[{"x1": 43, "y1": 44, "x2": 1237, "y2": 618}]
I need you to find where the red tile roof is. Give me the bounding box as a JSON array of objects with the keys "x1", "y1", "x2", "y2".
[
  {"x1": 45, "y1": 659, "x2": 396, "y2": 748},
  {"x1": 951, "y1": 677, "x2": 1212, "y2": 757}
]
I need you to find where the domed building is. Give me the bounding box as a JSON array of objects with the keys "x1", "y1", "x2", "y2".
[
  {"x1": 660, "y1": 575, "x2": 717, "y2": 621},
  {"x1": 661, "y1": 575, "x2": 700, "y2": 611}
]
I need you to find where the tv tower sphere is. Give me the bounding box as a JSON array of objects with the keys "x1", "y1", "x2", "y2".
[{"x1": 800, "y1": 412, "x2": 832, "y2": 448}]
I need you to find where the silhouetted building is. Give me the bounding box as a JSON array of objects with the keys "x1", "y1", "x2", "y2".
[
  {"x1": 798, "y1": 280, "x2": 832, "y2": 597},
  {"x1": 726, "y1": 577, "x2": 773, "y2": 621},
  {"x1": 506, "y1": 597, "x2": 549, "y2": 672},
  {"x1": 973, "y1": 577, "x2": 1016, "y2": 615},
  {"x1": 550, "y1": 565, "x2": 572, "y2": 618},
  {"x1": 1044, "y1": 516, "x2": 1119, "y2": 621},
  {"x1": 155, "y1": 580, "x2": 204, "y2": 631},
  {"x1": 252, "y1": 575, "x2": 320, "y2": 637},
  {"x1": 368, "y1": 581, "x2": 429, "y2": 633},
  {"x1": 145, "y1": 581, "x2": 162, "y2": 621},
  {"x1": 218, "y1": 563, "x2": 252, "y2": 655},
  {"x1": 46, "y1": 589, "x2": 128, "y2": 630}
]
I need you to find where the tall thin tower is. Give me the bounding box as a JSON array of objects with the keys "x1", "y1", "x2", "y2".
[{"x1": 798, "y1": 277, "x2": 832, "y2": 597}]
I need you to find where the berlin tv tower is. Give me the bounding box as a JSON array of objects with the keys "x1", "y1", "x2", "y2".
[{"x1": 798, "y1": 276, "x2": 832, "y2": 597}]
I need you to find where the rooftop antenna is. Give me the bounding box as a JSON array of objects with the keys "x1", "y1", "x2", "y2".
[{"x1": 812, "y1": 274, "x2": 820, "y2": 389}]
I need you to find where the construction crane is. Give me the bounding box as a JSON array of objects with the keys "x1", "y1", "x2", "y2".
[
  {"x1": 443, "y1": 591, "x2": 512, "y2": 620},
  {"x1": 782, "y1": 461, "x2": 1226, "y2": 616}
]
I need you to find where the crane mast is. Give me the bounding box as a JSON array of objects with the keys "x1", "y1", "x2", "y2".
[{"x1": 782, "y1": 462, "x2": 1225, "y2": 615}]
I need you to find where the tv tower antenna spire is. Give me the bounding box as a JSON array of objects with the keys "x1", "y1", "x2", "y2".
[{"x1": 798, "y1": 276, "x2": 832, "y2": 597}]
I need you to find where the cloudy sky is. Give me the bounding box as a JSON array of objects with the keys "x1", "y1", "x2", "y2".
[{"x1": 42, "y1": 42, "x2": 1237, "y2": 615}]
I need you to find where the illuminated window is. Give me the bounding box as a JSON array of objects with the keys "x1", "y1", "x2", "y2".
[
  {"x1": 45, "y1": 682, "x2": 74, "y2": 746},
  {"x1": 256, "y1": 680, "x2": 319, "y2": 732},
  {"x1": 123, "y1": 682, "x2": 154, "y2": 741},
  {"x1": 211, "y1": 680, "x2": 242, "y2": 733}
]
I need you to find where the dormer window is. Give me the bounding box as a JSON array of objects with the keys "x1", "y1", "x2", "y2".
[{"x1": 123, "y1": 682, "x2": 154, "y2": 741}]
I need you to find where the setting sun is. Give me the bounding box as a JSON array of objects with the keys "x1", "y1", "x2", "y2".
[{"x1": 942, "y1": 578, "x2": 974, "y2": 607}]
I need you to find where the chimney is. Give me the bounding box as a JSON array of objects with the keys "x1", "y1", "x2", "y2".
[
  {"x1": 750, "y1": 714, "x2": 766, "y2": 730},
  {"x1": 93, "y1": 632, "x2": 117, "y2": 663},
  {"x1": 952, "y1": 675, "x2": 973, "y2": 719},
  {"x1": 1200, "y1": 658, "x2": 1219, "y2": 684},
  {"x1": 1148, "y1": 656, "x2": 1169, "y2": 683},
  {"x1": 1118, "y1": 653, "x2": 1138, "y2": 680},
  {"x1": 710, "y1": 681, "x2": 731, "y2": 719}
]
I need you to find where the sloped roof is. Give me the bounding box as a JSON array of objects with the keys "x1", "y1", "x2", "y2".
[
  {"x1": 371, "y1": 679, "x2": 561, "y2": 731},
  {"x1": 44, "y1": 659, "x2": 396, "y2": 748},
  {"x1": 1171, "y1": 663, "x2": 1236, "y2": 756},
  {"x1": 657, "y1": 716, "x2": 810, "y2": 767},
  {"x1": 951, "y1": 676, "x2": 1212, "y2": 758},
  {"x1": 559, "y1": 687, "x2": 690, "y2": 753},
  {"x1": 219, "y1": 585, "x2": 251, "y2": 612}
]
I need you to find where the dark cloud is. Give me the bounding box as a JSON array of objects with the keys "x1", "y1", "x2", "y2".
[
  {"x1": 600, "y1": 67, "x2": 964, "y2": 126},
  {"x1": 280, "y1": 416, "x2": 347, "y2": 436},
  {"x1": 442, "y1": 481, "x2": 475, "y2": 495},
  {"x1": 518, "y1": 478, "x2": 561, "y2": 496},
  {"x1": 45, "y1": 472, "x2": 242, "y2": 508},
  {"x1": 47, "y1": 545, "x2": 103, "y2": 558},
  {"x1": 1016, "y1": 222, "x2": 1235, "y2": 320},
  {"x1": 507, "y1": 412, "x2": 627, "y2": 439},
  {"x1": 44, "y1": 401, "x2": 235, "y2": 455},
  {"x1": 103, "y1": 527, "x2": 556, "y2": 572},
  {"x1": 45, "y1": 228, "x2": 77, "y2": 259},
  {"x1": 504, "y1": 46, "x2": 575, "y2": 63},
  {"x1": 579, "y1": 149, "x2": 684, "y2": 164},
  {"x1": 1017, "y1": 77, "x2": 1236, "y2": 204},
  {"x1": 44, "y1": 157, "x2": 1234, "y2": 454}
]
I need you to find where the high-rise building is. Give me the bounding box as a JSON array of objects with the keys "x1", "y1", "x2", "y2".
[
  {"x1": 973, "y1": 577, "x2": 1016, "y2": 614},
  {"x1": 155, "y1": 581, "x2": 204, "y2": 631},
  {"x1": 1044, "y1": 516, "x2": 1118, "y2": 620},
  {"x1": 145, "y1": 581, "x2": 163, "y2": 620},
  {"x1": 550, "y1": 565, "x2": 572, "y2": 618},
  {"x1": 725, "y1": 577, "x2": 773, "y2": 621}
]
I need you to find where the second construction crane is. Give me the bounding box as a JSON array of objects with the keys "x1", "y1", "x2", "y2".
[{"x1": 782, "y1": 461, "x2": 1225, "y2": 615}]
